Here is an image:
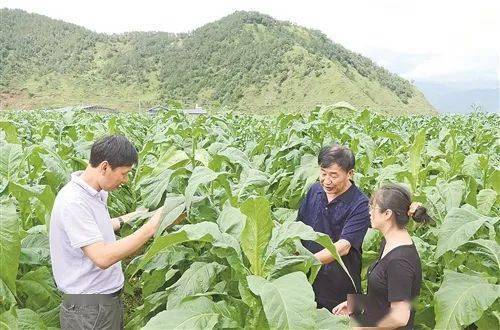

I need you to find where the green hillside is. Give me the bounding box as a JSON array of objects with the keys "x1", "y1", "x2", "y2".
[{"x1": 0, "y1": 9, "x2": 436, "y2": 114}]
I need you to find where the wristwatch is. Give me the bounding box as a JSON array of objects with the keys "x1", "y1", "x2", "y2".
[{"x1": 117, "y1": 217, "x2": 125, "y2": 228}]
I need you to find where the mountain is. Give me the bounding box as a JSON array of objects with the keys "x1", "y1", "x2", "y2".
[
  {"x1": 0, "y1": 9, "x2": 436, "y2": 114},
  {"x1": 416, "y1": 81, "x2": 499, "y2": 113}
]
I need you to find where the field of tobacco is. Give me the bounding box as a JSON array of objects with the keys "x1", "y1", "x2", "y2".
[{"x1": 0, "y1": 107, "x2": 498, "y2": 329}]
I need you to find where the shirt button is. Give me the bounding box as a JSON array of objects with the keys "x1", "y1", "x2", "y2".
[{"x1": 324, "y1": 207, "x2": 328, "y2": 210}]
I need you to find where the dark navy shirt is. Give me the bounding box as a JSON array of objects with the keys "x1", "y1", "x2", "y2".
[{"x1": 297, "y1": 181, "x2": 370, "y2": 309}]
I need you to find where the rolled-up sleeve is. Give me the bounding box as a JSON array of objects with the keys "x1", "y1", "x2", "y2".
[
  {"x1": 340, "y1": 199, "x2": 370, "y2": 251},
  {"x1": 61, "y1": 201, "x2": 103, "y2": 248}
]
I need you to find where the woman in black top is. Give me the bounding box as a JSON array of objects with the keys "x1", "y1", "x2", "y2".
[{"x1": 332, "y1": 184, "x2": 432, "y2": 329}]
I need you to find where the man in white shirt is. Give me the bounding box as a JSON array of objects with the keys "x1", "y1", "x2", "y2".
[{"x1": 50, "y1": 135, "x2": 164, "y2": 329}]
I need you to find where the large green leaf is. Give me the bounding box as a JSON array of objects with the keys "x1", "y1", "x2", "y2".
[
  {"x1": 8, "y1": 182, "x2": 55, "y2": 213},
  {"x1": 8, "y1": 182, "x2": 55, "y2": 226},
  {"x1": 38, "y1": 306, "x2": 60, "y2": 328},
  {"x1": 264, "y1": 221, "x2": 319, "y2": 259},
  {"x1": 38, "y1": 152, "x2": 71, "y2": 190},
  {"x1": 462, "y1": 153, "x2": 483, "y2": 181},
  {"x1": 475, "y1": 309, "x2": 500, "y2": 330},
  {"x1": 268, "y1": 254, "x2": 319, "y2": 283},
  {"x1": 436, "y1": 205, "x2": 496, "y2": 257},
  {"x1": 0, "y1": 143, "x2": 23, "y2": 180},
  {"x1": 139, "y1": 169, "x2": 175, "y2": 209},
  {"x1": 362, "y1": 228, "x2": 380, "y2": 251},
  {"x1": 138, "y1": 222, "x2": 243, "y2": 277},
  {"x1": 16, "y1": 308, "x2": 47, "y2": 330},
  {"x1": 441, "y1": 180, "x2": 466, "y2": 212},
  {"x1": 194, "y1": 148, "x2": 211, "y2": 167},
  {"x1": 213, "y1": 298, "x2": 247, "y2": 328},
  {"x1": 247, "y1": 272, "x2": 316, "y2": 329},
  {"x1": 0, "y1": 279, "x2": 16, "y2": 312},
  {"x1": 19, "y1": 227, "x2": 50, "y2": 266},
  {"x1": 476, "y1": 189, "x2": 497, "y2": 215},
  {"x1": 272, "y1": 208, "x2": 297, "y2": 223},
  {"x1": 434, "y1": 270, "x2": 500, "y2": 329},
  {"x1": 315, "y1": 308, "x2": 350, "y2": 330},
  {"x1": 469, "y1": 239, "x2": 500, "y2": 270},
  {"x1": 166, "y1": 262, "x2": 226, "y2": 309},
  {"x1": 314, "y1": 234, "x2": 357, "y2": 291},
  {"x1": 139, "y1": 222, "x2": 222, "y2": 270},
  {"x1": 16, "y1": 267, "x2": 60, "y2": 312},
  {"x1": 218, "y1": 147, "x2": 253, "y2": 169},
  {"x1": 489, "y1": 169, "x2": 500, "y2": 194},
  {"x1": 0, "y1": 199, "x2": 20, "y2": 294},
  {"x1": 409, "y1": 129, "x2": 426, "y2": 190},
  {"x1": 234, "y1": 168, "x2": 268, "y2": 199},
  {"x1": 216, "y1": 204, "x2": 246, "y2": 238},
  {"x1": 0, "y1": 121, "x2": 18, "y2": 143},
  {"x1": 143, "y1": 297, "x2": 219, "y2": 330},
  {"x1": 288, "y1": 153, "x2": 319, "y2": 195},
  {"x1": 0, "y1": 307, "x2": 17, "y2": 330},
  {"x1": 423, "y1": 179, "x2": 466, "y2": 221},
  {"x1": 155, "y1": 195, "x2": 186, "y2": 237},
  {"x1": 151, "y1": 147, "x2": 189, "y2": 176},
  {"x1": 184, "y1": 166, "x2": 226, "y2": 209},
  {"x1": 264, "y1": 221, "x2": 356, "y2": 290},
  {"x1": 240, "y1": 197, "x2": 273, "y2": 276}
]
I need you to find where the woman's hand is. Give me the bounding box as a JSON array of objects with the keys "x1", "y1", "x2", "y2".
[{"x1": 332, "y1": 301, "x2": 348, "y2": 315}]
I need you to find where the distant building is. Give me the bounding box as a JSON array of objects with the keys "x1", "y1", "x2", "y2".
[
  {"x1": 80, "y1": 105, "x2": 118, "y2": 114},
  {"x1": 148, "y1": 104, "x2": 207, "y2": 116},
  {"x1": 49, "y1": 104, "x2": 118, "y2": 114},
  {"x1": 183, "y1": 105, "x2": 207, "y2": 116},
  {"x1": 147, "y1": 105, "x2": 169, "y2": 115}
]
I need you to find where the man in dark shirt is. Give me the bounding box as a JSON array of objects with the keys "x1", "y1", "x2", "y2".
[{"x1": 297, "y1": 144, "x2": 370, "y2": 310}]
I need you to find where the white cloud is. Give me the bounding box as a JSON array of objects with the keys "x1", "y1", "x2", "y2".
[{"x1": 3, "y1": 0, "x2": 499, "y2": 86}]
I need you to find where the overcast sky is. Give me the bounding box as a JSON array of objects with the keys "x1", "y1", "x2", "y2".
[{"x1": 3, "y1": 0, "x2": 499, "y2": 90}]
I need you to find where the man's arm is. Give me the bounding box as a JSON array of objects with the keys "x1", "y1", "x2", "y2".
[
  {"x1": 314, "y1": 239, "x2": 351, "y2": 264},
  {"x1": 315, "y1": 199, "x2": 370, "y2": 264},
  {"x1": 83, "y1": 207, "x2": 163, "y2": 269},
  {"x1": 111, "y1": 207, "x2": 149, "y2": 231}
]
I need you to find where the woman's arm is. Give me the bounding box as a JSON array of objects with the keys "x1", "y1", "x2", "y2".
[{"x1": 376, "y1": 300, "x2": 411, "y2": 328}]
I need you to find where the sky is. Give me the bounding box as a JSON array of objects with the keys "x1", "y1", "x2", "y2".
[{"x1": 2, "y1": 0, "x2": 499, "y2": 91}]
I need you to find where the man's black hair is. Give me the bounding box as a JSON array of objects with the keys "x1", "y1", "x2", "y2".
[
  {"x1": 317, "y1": 143, "x2": 355, "y2": 172},
  {"x1": 89, "y1": 135, "x2": 138, "y2": 168}
]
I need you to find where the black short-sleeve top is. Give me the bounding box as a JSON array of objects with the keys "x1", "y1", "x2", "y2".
[{"x1": 362, "y1": 239, "x2": 422, "y2": 329}]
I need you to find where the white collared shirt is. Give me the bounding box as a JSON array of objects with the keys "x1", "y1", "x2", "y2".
[{"x1": 49, "y1": 171, "x2": 124, "y2": 294}]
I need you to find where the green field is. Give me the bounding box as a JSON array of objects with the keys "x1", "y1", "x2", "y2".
[{"x1": 0, "y1": 107, "x2": 498, "y2": 329}]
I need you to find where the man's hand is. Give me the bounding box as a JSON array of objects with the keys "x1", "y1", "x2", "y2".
[
  {"x1": 111, "y1": 207, "x2": 150, "y2": 231},
  {"x1": 122, "y1": 207, "x2": 149, "y2": 223},
  {"x1": 84, "y1": 206, "x2": 165, "y2": 269},
  {"x1": 314, "y1": 239, "x2": 351, "y2": 264},
  {"x1": 142, "y1": 206, "x2": 165, "y2": 236},
  {"x1": 332, "y1": 301, "x2": 348, "y2": 315}
]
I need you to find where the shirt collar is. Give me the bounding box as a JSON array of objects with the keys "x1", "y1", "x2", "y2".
[
  {"x1": 71, "y1": 171, "x2": 101, "y2": 198},
  {"x1": 316, "y1": 180, "x2": 357, "y2": 203}
]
